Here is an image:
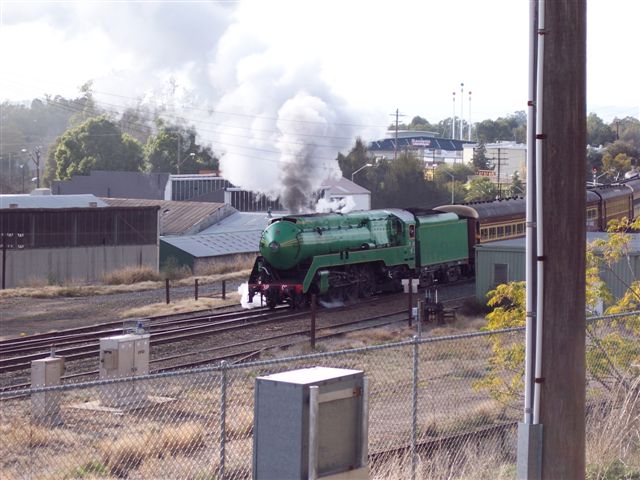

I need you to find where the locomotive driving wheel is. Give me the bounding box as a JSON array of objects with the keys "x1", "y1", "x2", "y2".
[
  {"x1": 445, "y1": 266, "x2": 461, "y2": 283},
  {"x1": 356, "y1": 265, "x2": 375, "y2": 298}
]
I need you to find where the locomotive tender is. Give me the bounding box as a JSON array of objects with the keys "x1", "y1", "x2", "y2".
[{"x1": 248, "y1": 176, "x2": 640, "y2": 308}]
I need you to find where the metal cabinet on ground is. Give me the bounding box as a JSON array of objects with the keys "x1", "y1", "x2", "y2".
[{"x1": 253, "y1": 366, "x2": 369, "y2": 480}]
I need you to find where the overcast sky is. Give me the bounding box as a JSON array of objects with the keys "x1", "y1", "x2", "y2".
[{"x1": 1, "y1": 0, "x2": 639, "y2": 129}]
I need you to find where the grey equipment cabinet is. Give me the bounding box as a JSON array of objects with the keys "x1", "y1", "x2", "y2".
[{"x1": 253, "y1": 366, "x2": 369, "y2": 480}]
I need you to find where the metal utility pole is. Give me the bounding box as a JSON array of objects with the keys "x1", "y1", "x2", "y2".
[
  {"x1": 468, "y1": 91, "x2": 472, "y2": 141},
  {"x1": 517, "y1": 0, "x2": 586, "y2": 478},
  {"x1": 460, "y1": 83, "x2": 464, "y2": 141},
  {"x1": 497, "y1": 149, "x2": 502, "y2": 198},
  {"x1": 451, "y1": 92, "x2": 456, "y2": 139},
  {"x1": 390, "y1": 109, "x2": 405, "y2": 161}
]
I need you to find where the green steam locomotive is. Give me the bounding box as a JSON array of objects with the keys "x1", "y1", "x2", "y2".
[{"x1": 247, "y1": 208, "x2": 472, "y2": 308}]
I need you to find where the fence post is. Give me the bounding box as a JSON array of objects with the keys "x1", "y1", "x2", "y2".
[
  {"x1": 219, "y1": 360, "x2": 227, "y2": 478},
  {"x1": 408, "y1": 278, "x2": 413, "y2": 327},
  {"x1": 310, "y1": 294, "x2": 317, "y2": 350},
  {"x1": 165, "y1": 278, "x2": 170, "y2": 304},
  {"x1": 417, "y1": 299, "x2": 423, "y2": 338},
  {"x1": 195, "y1": 278, "x2": 199, "y2": 301},
  {"x1": 411, "y1": 335, "x2": 419, "y2": 480},
  {"x1": 222, "y1": 280, "x2": 226, "y2": 300}
]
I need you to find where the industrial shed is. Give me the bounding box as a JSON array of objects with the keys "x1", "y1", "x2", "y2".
[
  {"x1": 1, "y1": 194, "x2": 159, "y2": 288},
  {"x1": 475, "y1": 233, "x2": 640, "y2": 303},
  {"x1": 160, "y1": 211, "x2": 273, "y2": 274},
  {"x1": 101, "y1": 198, "x2": 233, "y2": 236}
]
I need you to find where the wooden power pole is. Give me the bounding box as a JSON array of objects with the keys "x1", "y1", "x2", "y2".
[{"x1": 537, "y1": 0, "x2": 586, "y2": 477}]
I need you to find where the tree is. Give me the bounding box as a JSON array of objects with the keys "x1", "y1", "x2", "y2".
[
  {"x1": 337, "y1": 138, "x2": 370, "y2": 182},
  {"x1": 431, "y1": 164, "x2": 472, "y2": 204},
  {"x1": 587, "y1": 113, "x2": 615, "y2": 147},
  {"x1": 508, "y1": 172, "x2": 525, "y2": 197},
  {"x1": 465, "y1": 177, "x2": 498, "y2": 202},
  {"x1": 586, "y1": 146, "x2": 604, "y2": 179},
  {"x1": 614, "y1": 116, "x2": 640, "y2": 150},
  {"x1": 602, "y1": 152, "x2": 632, "y2": 180},
  {"x1": 472, "y1": 142, "x2": 490, "y2": 170},
  {"x1": 54, "y1": 116, "x2": 145, "y2": 180},
  {"x1": 145, "y1": 122, "x2": 218, "y2": 174},
  {"x1": 475, "y1": 217, "x2": 640, "y2": 405},
  {"x1": 68, "y1": 82, "x2": 102, "y2": 127},
  {"x1": 371, "y1": 152, "x2": 444, "y2": 208},
  {"x1": 475, "y1": 112, "x2": 527, "y2": 144},
  {"x1": 604, "y1": 139, "x2": 640, "y2": 162}
]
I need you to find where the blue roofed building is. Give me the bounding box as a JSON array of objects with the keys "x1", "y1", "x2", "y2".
[{"x1": 368, "y1": 131, "x2": 473, "y2": 165}]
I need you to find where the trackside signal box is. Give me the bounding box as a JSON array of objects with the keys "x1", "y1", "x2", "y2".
[
  {"x1": 99, "y1": 333, "x2": 150, "y2": 407},
  {"x1": 31, "y1": 355, "x2": 65, "y2": 425},
  {"x1": 253, "y1": 367, "x2": 369, "y2": 480}
]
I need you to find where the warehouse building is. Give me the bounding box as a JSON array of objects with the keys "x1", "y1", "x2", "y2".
[
  {"x1": 0, "y1": 193, "x2": 159, "y2": 288},
  {"x1": 160, "y1": 211, "x2": 274, "y2": 275},
  {"x1": 101, "y1": 198, "x2": 233, "y2": 236},
  {"x1": 475, "y1": 233, "x2": 640, "y2": 303},
  {"x1": 53, "y1": 171, "x2": 369, "y2": 212}
]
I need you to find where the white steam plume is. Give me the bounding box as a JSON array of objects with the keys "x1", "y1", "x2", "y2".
[
  {"x1": 315, "y1": 196, "x2": 357, "y2": 214},
  {"x1": 4, "y1": 1, "x2": 386, "y2": 209}
]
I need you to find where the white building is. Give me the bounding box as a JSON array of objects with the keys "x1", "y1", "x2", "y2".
[
  {"x1": 369, "y1": 131, "x2": 473, "y2": 165},
  {"x1": 463, "y1": 141, "x2": 527, "y2": 183}
]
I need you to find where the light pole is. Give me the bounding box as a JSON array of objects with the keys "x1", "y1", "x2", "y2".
[
  {"x1": 177, "y1": 152, "x2": 196, "y2": 174},
  {"x1": 19, "y1": 164, "x2": 25, "y2": 193},
  {"x1": 444, "y1": 170, "x2": 455, "y2": 204},
  {"x1": 351, "y1": 163, "x2": 372, "y2": 183}
]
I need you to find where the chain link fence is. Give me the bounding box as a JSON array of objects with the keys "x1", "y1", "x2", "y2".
[{"x1": 1, "y1": 312, "x2": 638, "y2": 479}]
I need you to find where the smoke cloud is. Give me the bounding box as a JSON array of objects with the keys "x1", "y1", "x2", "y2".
[
  {"x1": 3, "y1": 1, "x2": 386, "y2": 211},
  {"x1": 208, "y1": 2, "x2": 365, "y2": 212}
]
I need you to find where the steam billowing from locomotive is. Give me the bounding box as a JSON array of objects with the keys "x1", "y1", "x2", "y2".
[
  {"x1": 210, "y1": 27, "x2": 358, "y2": 213},
  {"x1": 21, "y1": 1, "x2": 385, "y2": 211}
]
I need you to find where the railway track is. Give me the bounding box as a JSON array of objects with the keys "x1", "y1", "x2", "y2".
[
  {"x1": 0, "y1": 305, "x2": 300, "y2": 374},
  {"x1": 0, "y1": 288, "x2": 472, "y2": 392}
]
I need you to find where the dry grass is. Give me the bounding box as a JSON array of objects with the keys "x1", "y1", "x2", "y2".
[
  {"x1": 196, "y1": 254, "x2": 256, "y2": 276},
  {"x1": 157, "y1": 422, "x2": 207, "y2": 455},
  {"x1": 101, "y1": 423, "x2": 208, "y2": 477},
  {"x1": 372, "y1": 441, "x2": 515, "y2": 480},
  {"x1": 586, "y1": 375, "x2": 640, "y2": 479},
  {"x1": 0, "y1": 270, "x2": 251, "y2": 300},
  {"x1": 121, "y1": 293, "x2": 240, "y2": 317},
  {"x1": 8, "y1": 424, "x2": 69, "y2": 449},
  {"x1": 103, "y1": 266, "x2": 161, "y2": 285}
]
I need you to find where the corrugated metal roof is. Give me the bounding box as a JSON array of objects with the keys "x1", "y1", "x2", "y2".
[
  {"x1": 368, "y1": 136, "x2": 471, "y2": 152},
  {"x1": 101, "y1": 198, "x2": 229, "y2": 236},
  {"x1": 476, "y1": 233, "x2": 640, "y2": 254},
  {"x1": 199, "y1": 211, "x2": 275, "y2": 234},
  {"x1": 53, "y1": 170, "x2": 169, "y2": 199},
  {"x1": 320, "y1": 176, "x2": 370, "y2": 196},
  {"x1": 0, "y1": 194, "x2": 108, "y2": 209},
  {"x1": 161, "y1": 230, "x2": 262, "y2": 258}
]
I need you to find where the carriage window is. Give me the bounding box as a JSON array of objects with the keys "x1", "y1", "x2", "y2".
[
  {"x1": 517, "y1": 223, "x2": 525, "y2": 234},
  {"x1": 497, "y1": 226, "x2": 505, "y2": 238}
]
